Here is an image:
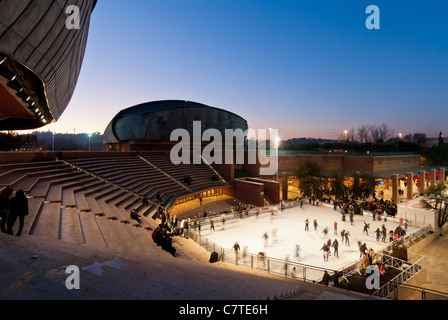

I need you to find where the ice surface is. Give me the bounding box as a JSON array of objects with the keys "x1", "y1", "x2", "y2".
[{"x1": 199, "y1": 204, "x2": 416, "y2": 271}]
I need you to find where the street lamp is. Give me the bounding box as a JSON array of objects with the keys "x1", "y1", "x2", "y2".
[
  {"x1": 344, "y1": 130, "x2": 348, "y2": 142},
  {"x1": 275, "y1": 136, "x2": 281, "y2": 181},
  {"x1": 398, "y1": 133, "x2": 402, "y2": 140},
  {"x1": 52, "y1": 132, "x2": 55, "y2": 151},
  {"x1": 87, "y1": 133, "x2": 92, "y2": 151}
]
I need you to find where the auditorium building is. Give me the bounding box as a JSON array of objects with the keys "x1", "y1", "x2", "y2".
[{"x1": 0, "y1": 0, "x2": 97, "y2": 130}]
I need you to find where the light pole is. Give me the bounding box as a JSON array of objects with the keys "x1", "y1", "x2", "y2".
[
  {"x1": 88, "y1": 133, "x2": 92, "y2": 151},
  {"x1": 52, "y1": 132, "x2": 55, "y2": 151},
  {"x1": 275, "y1": 136, "x2": 281, "y2": 181},
  {"x1": 344, "y1": 130, "x2": 348, "y2": 142}
]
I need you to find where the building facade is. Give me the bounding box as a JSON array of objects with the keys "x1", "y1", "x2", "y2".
[{"x1": 0, "y1": 0, "x2": 97, "y2": 130}]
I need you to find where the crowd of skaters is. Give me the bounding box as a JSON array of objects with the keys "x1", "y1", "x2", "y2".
[{"x1": 222, "y1": 196, "x2": 411, "y2": 285}]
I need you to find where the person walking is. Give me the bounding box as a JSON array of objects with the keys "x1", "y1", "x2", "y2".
[
  {"x1": 0, "y1": 187, "x2": 12, "y2": 233},
  {"x1": 6, "y1": 190, "x2": 28, "y2": 236}
]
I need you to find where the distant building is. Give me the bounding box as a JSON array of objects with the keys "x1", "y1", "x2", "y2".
[{"x1": 0, "y1": 0, "x2": 97, "y2": 130}]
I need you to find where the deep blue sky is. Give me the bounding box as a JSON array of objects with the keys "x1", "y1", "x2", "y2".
[{"x1": 47, "y1": 0, "x2": 448, "y2": 140}]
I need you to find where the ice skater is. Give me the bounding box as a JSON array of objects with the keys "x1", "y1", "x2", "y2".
[
  {"x1": 358, "y1": 241, "x2": 367, "y2": 259},
  {"x1": 332, "y1": 239, "x2": 339, "y2": 258},
  {"x1": 326, "y1": 239, "x2": 332, "y2": 256},
  {"x1": 333, "y1": 221, "x2": 338, "y2": 235},
  {"x1": 320, "y1": 242, "x2": 330, "y2": 262},
  {"x1": 221, "y1": 215, "x2": 226, "y2": 230},
  {"x1": 272, "y1": 228, "x2": 278, "y2": 242},
  {"x1": 322, "y1": 227, "x2": 328, "y2": 238},
  {"x1": 257, "y1": 252, "x2": 266, "y2": 270},
  {"x1": 340, "y1": 229, "x2": 346, "y2": 242},
  {"x1": 375, "y1": 228, "x2": 381, "y2": 241},
  {"x1": 313, "y1": 219, "x2": 318, "y2": 231},
  {"x1": 262, "y1": 232, "x2": 269, "y2": 247},
  {"x1": 295, "y1": 244, "x2": 300, "y2": 258},
  {"x1": 304, "y1": 218, "x2": 309, "y2": 231},
  {"x1": 344, "y1": 230, "x2": 351, "y2": 246},
  {"x1": 363, "y1": 221, "x2": 370, "y2": 236}
]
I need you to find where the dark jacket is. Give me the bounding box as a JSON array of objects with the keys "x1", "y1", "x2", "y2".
[{"x1": 9, "y1": 191, "x2": 28, "y2": 217}]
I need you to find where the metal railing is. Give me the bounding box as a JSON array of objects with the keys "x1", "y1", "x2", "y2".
[
  {"x1": 183, "y1": 199, "x2": 444, "y2": 299},
  {"x1": 390, "y1": 283, "x2": 448, "y2": 300},
  {"x1": 371, "y1": 252, "x2": 425, "y2": 298},
  {"x1": 189, "y1": 230, "x2": 337, "y2": 283}
]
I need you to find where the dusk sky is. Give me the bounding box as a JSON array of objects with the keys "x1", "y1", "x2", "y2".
[{"x1": 42, "y1": 0, "x2": 448, "y2": 140}]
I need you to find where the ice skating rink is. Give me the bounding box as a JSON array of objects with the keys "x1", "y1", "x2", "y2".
[{"x1": 201, "y1": 204, "x2": 416, "y2": 271}]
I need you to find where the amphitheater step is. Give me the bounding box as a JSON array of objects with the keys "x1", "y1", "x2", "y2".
[
  {"x1": 59, "y1": 207, "x2": 85, "y2": 245},
  {"x1": 29, "y1": 202, "x2": 61, "y2": 240}
]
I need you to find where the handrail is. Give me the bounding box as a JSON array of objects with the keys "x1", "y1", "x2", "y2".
[
  {"x1": 139, "y1": 156, "x2": 192, "y2": 192},
  {"x1": 200, "y1": 155, "x2": 228, "y2": 185},
  {"x1": 62, "y1": 160, "x2": 160, "y2": 208}
]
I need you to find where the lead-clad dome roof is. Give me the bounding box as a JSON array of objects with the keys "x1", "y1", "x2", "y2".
[{"x1": 103, "y1": 100, "x2": 248, "y2": 144}]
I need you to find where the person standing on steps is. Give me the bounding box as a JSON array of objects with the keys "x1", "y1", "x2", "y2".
[
  {"x1": 0, "y1": 187, "x2": 12, "y2": 233},
  {"x1": 6, "y1": 190, "x2": 28, "y2": 236}
]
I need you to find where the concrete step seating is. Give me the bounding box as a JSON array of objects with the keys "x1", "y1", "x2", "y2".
[
  {"x1": 144, "y1": 155, "x2": 227, "y2": 191},
  {"x1": 69, "y1": 157, "x2": 185, "y2": 201},
  {"x1": 1, "y1": 158, "x2": 221, "y2": 262}
]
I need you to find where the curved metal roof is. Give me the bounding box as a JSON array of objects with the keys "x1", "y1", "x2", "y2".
[{"x1": 103, "y1": 100, "x2": 248, "y2": 144}]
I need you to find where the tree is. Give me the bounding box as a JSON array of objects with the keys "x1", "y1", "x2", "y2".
[
  {"x1": 412, "y1": 133, "x2": 427, "y2": 147},
  {"x1": 359, "y1": 174, "x2": 377, "y2": 199},
  {"x1": 295, "y1": 160, "x2": 323, "y2": 199},
  {"x1": 357, "y1": 125, "x2": 370, "y2": 143},
  {"x1": 420, "y1": 184, "x2": 448, "y2": 228},
  {"x1": 377, "y1": 123, "x2": 394, "y2": 143},
  {"x1": 368, "y1": 124, "x2": 381, "y2": 143},
  {"x1": 330, "y1": 173, "x2": 347, "y2": 199},
  {"x1": 351, "y1": 173, "x2": 376, "y2": 199}
]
